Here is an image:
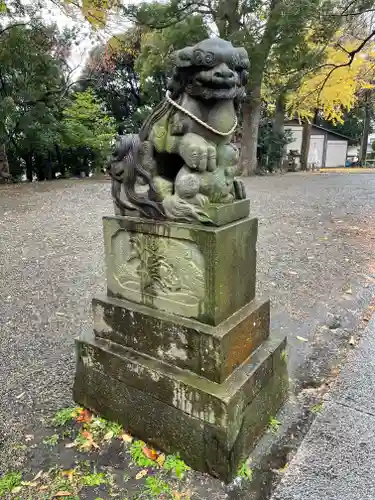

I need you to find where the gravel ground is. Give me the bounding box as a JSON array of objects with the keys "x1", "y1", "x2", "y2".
[{"x1": 0, "y1": 172, "x2": 374, "y2": 497}]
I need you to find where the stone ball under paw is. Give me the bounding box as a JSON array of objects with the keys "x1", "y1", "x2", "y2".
[{"x1": 175, "y1": 172, "x2": 200, "y2": 198}]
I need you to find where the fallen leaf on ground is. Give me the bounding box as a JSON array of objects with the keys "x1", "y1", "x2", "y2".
[
  {"x1": 135, "y1": 469, "x2": 148, "y2": 480},
  {"x1": 75, "y1": 409, "x2": 92, "y2": 423},
  {"x1": 296, "y1": 336, "x2": 308, "y2": 342},
  {"x1": 103, "y1": 430, "x2": 114, "y2": 441},
  {"x1": 156, "y1": 453, "x2": 166, "y2": 467},
  {"x1": 65, "y1": 442, "x2": 77, "y2": 449},
  {"x1": 21, "y1": 481, "x2": 38, "y2": 487},
  {"x1": 143, "y1": 446, "x2": 158, "y2": 460},
  {"x1": 71, "y1": 407, "x2": 84, "y2": 418},
  {"x1": 120, "y1": 432, "x2": 133, "y2": 443},
  {"x1": 33, "y1": 470, "x2": 44, "y2": 481},
  {"x1": 80, "y1": 431, "x2": 99, "y2": 450},
  {"x1": 53, "y1": 492, "x2": 73, "y2": 497},
  {"x1": 61, "y1": 469, "x2": 75, "y2": 482}
]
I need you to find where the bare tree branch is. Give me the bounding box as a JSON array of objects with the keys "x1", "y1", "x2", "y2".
[
  {"x1": 326, "y1": 8, "x2": 375, "y2": 17},
  {"x1": 0, "y1": 22, "x2": 26, "y2": 37},
  {"x1": 316, "y1": 28, "x2": 375, "y2": 96},
  {"x1": 341, "y1": 0, "x2": 361, "y2": 15}
]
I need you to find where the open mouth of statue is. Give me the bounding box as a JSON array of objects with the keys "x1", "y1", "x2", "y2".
[{"x1": 195, "y1": 76, "x2": 236, "y2": 89}]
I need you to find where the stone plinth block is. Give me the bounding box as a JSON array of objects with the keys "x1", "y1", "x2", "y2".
[
  {"x1": 103, "y1": 216, "x2": 257, "y2": 326},
  {"x1": 73, "y1": 332, "x2": 288, "y2": 481},
  {"x1": 205, "y1": 199, "x2": 250, "y2": 226},
  {"x1": 93, "y1": 295, "x2": 270, "y2": 383}
]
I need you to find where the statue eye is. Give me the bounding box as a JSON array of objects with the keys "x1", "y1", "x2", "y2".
[{"x1": 204, "y1": 51, "x2": 215, "y2": 65}]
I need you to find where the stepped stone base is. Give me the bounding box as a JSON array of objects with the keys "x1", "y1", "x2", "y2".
[
  {"x1": 73, "y1": 331, "x2": 288, "y2": 481},
  {"x1": 73, "y1": 214, "x2": 289, "y2": 482},
  {"x1": 93, "y1": 295, "x2": 270, "y2": 383}
]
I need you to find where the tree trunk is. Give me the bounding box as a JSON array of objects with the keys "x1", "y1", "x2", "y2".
[
  {"x1": 46, "y1": 151, "x2": 54, "y2": 180},
  {"x1": 55, "y1": 144, "x2": 66, "y2": 178},
  {"x1": 269, "y1": 93, "x2": 286, "y2": 171},
  {"x1": 240, "y1": 88, "x2": 262, "y2": 176},
  {"x1": 237, "y1": 0, "x2": 283, "y2": 176},
  {"x1": 24, "y1": 152, "x2": 33, "y2": 182},
  {"x1": 300, "y1": 121, "x2": 312, "y2": 171},
  {"x1": 35, "y1": 154, "x2": 46, "y2": 181},
  {"x1": 360, "y1": 92, "x2": 371, "y2": 166},
  {"x1": 0, "y1": 143, "x2": 10, "y2": 182}
]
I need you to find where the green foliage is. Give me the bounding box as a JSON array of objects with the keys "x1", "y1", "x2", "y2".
[
  {"x1": 257, "y1": 115, "x2": 293, "y2": 172},
  {"x1": 163, "y1": 454, "x2": 190, "y2": 479},
  {"x1": 62, "y1": 89, "x2": 116, "y2": 156},
  {"x1": 80, "y1": 471, "x2": 107, "y2": 487},
  {"x1": 143, "y1": 476, "x2": 172, "y2": 496},
  {"x1": 269, "y1": 416, "x2": 281, "y2": 434},
  {"x1": 130, "y1": 441, "x2": 157, "y2": 468},
  {"x1": 311, "y1": 402, "x2": 324, "y2": 414},
  {"x1": 81, "y1": 15, "x2": 208, "y2": 135},
  {"x1": 0, "y1": 22, "x2": 64, "y2": 149},
  {"x1": 43, "y1": 434, "x2": 60, "y2": 447},
  {"x1": 0, "y1": 20, "x2": 75, "y2": 179},
  {"x1": 0, "y1": 471, "x2": 22, "y2": 495},
  {"x1": 88, "y1": 415, "x2": 124, "y2": 441},
  {"x1": 52, "y1": 407, "x2": 77, "y2": 426},
  {"x1": 320, "y1": 106, "x2": 373, "y2": 143},
  {"x1": 135, "y1": 13, "x2": 208, "y2": 88},
  {"x1": 237, "y1": 461, "x2": 253, "y2": 481}
]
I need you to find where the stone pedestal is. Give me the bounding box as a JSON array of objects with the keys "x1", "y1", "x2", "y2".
[{"x1": 73, "y1": 207, "x2": 288, "y2": 481}]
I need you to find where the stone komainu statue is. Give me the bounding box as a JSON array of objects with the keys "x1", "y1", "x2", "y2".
[{"x1": 108, "y1": 37, "x2": 249, "y2": 223}]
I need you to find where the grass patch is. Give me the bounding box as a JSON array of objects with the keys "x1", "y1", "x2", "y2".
[
  {"x1": 281, "y1": 349, "x2": 288, "y2": 362},
  {"x1": 163, "y1": 454, "x2": 191, "y2": 479},
  {"x1": 80, "y1": 470, "x2": 107, "y2": 487},
  {"x1": 6, "y1": 406, "x2": 195, "y2": 499},
  {"x1": 43, "y1": 434, "x2": 59, "y2": 447},
  {"x1": 129, "y1": 440, "x2": 158, "y2": 468},
  {"x1": 0, "y1": 472, "x2": 22, "y2": 496},
  {"x1": 269, "y1": 416, "x2": 281, "y2": 434},
  {"x1": 52, "y1": 407, "x2": 78, "y2": 426},
  {"x1": 144, "y1": 476, "x2": 172, "y2": 497},
  {"x1": 311, "y1": 402, "x2": 324, "y2": 414},
  {"x1": 237, "y1": 461, "x2": 253, "y2": 481}
]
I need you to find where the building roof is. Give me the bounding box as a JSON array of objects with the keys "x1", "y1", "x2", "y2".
[{"x1": 285, "y1": 120, "x2": 351, "y2": 141}]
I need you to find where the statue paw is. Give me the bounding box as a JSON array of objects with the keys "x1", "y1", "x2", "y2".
[
  {"x1": 179, "y1": 134, "x2": 216, "y2": 172},
  {"x1": 193, "y1": 193, "x2": 209, "y2": 207},
  {"x1": 190, "y1": 143, "x2": 216, "y2": 172},
  {"x1": 233, "y1": 178, "x2": 246, "y2": 200}
]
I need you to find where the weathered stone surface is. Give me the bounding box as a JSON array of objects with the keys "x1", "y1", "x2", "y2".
[
  {"x1": 93, "y1": 294, "x2": 270, "y2": 383},
  {"x1": 205, "y1": 199, "x2": 250, "y2": 226},
  {"x1": 73, "y1": 361, "x2": 206, "y2": 472},
  {"x1": 108, "y1": 38, "x2": 249, "y2": 224},
  {"x1": 204, "y1": 369, "x2": 288, "y2": 480},
  {"x1": 103, "y1": 215, "x2": 257, "y2": 326},
  {"x1": 73, "y1": 336, "x2": 288, "y2": 482},
  {"x1": 75, "y1": 331, "x2": 284, "y2": 430}
]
